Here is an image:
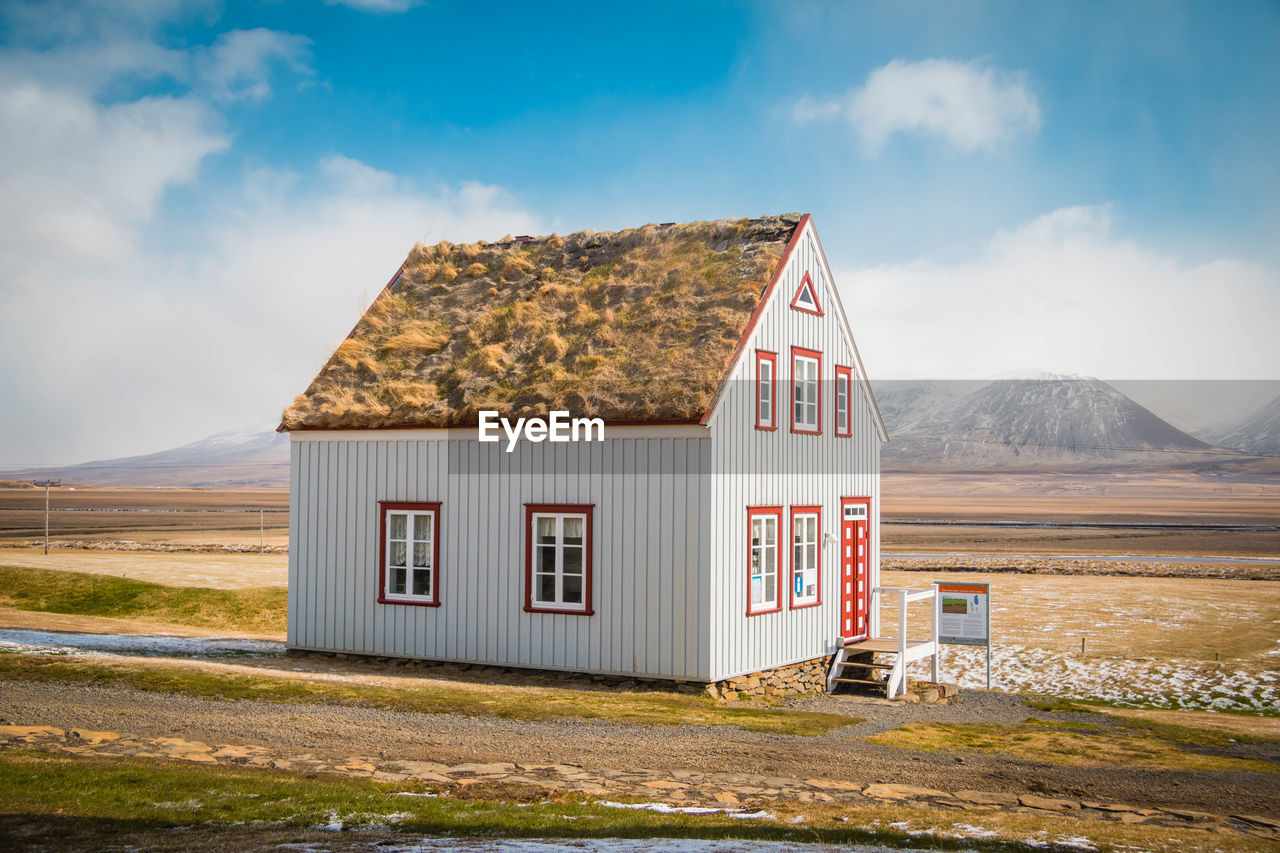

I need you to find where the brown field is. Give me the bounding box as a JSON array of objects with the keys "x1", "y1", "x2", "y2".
[
  {"x1": 1, "y1": 471, "x2": 1276, "y2": 559},
  {"x1": 883, "y1": 471, "x2": 1280, "y2": 557},
  {"x1": 0, "y1": 486, "x2": 288, "y2": 546}
]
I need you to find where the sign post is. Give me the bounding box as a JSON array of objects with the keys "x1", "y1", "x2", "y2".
[{"x1": 934, "y1": 582, "x2": 992, "y2": 689}]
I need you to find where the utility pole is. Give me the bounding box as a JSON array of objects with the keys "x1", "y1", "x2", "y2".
[{"x1": 32, "y1": 480, "x2": 60, "y2": 555}]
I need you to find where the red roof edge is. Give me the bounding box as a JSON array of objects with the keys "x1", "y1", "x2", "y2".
[
  {"x1": 699, "y1": 213, "x2": 810, "y2": 425},
  {"x1": 278, "y1": 261, "x2": 408, "y2": 433}
]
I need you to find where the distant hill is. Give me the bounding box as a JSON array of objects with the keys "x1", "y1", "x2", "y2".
[
  {"x1": 876, "y1": 377, "x2": 1230, "y2": 471},
  {"x1": 6, "y1": 431, "x2": 289, "y2": 488},
  {"x1": 1208, "y1": 394, "x2": 1280, "y2": 455}
]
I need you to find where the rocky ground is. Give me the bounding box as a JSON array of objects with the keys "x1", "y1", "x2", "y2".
[{"x1": 2, "y1": 679, "x2": 1278, "y2": 841}]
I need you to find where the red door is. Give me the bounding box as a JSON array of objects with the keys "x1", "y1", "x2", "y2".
[{"x1": 840, "y1": 498, "x2": 870, "y2": 642}]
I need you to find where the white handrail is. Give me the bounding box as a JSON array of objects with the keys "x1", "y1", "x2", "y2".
[{"x1": 871, "y1": 585, "x2": 940, "y2": 697}]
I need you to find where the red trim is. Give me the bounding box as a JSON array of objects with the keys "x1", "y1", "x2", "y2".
[
  {"x1": 285, "y1": 417, "x2": 703, "y2": 433},
  {"x1": 377, "y1": 500, "x2": 442, "y2": 607},
  {"x1": 700, "y1": 214, "x2": 810, "y2": 426},
  {"x1": 790, "y1": 346, "x2": 823, "y2": 435},
  {"x1": 279, "y1": 263, "x2": 407, "y2": 433},
  {"x1": 754, "y1": 350, "x2": 778, "y2": 431},
  {"x1": 834, "y1": 365, "x2": 853, "y2": 438},
  {"x1": 746, "y1": 506, "x2": 784, "y2": 617},
  {"x1": 839, "y1": 496, "x2": 872, "y2": 643},
  {"x1": 523, "y1": 503, "x2": 595, "y2": 616},
  {"x1": 789, "y1": 271, "x2": 824, "y2": 316},
  {"x1": 788, "y1": 505, "x2": 823, "y2": 610}
]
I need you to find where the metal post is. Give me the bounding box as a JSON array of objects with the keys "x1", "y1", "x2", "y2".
[
  {"x1": 260, "y1": 508, "x2": 264, "y2": 555},
  {"x1": 33, "y1": 480, "x2": 60, "y2": 555},
  {"x1": 986, "y1": 642, "x2": 991, "y2": 690}
]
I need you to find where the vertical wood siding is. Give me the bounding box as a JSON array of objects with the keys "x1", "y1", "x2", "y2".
[
  {"x1": 288, "y1": 434, "x2": 713, "y2": 680},
  {"x1": 707, "y1": 222, "x2": 884, "y2": 682}
]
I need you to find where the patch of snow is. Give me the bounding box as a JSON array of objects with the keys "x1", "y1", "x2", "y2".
[{"x1": 0, "y1": 628, "x2": 282, "y2": 659}]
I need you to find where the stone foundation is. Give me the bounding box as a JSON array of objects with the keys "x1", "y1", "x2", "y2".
[{"x1": 708, "y1": 655, "x2": 835, "y2": 700}]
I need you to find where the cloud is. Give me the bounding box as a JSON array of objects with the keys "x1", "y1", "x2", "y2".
[
  {"x1": 0, "y1": 72, "x2": 229, "y2": 275},
  {"x1": 321, "y1": 0, "x2": 422, "y2": 13},
  {"x1": 793, "y1": 58, "x2": 1041, "y2": 155},
  {"x1": 0, "y1": 151, "x2": 541, "y2": 465},
  {"x1": 196, "y1": 29, "x2": 313, "y2": 103},
  {"x1": 0, "y1": 3, "x2": 532, "y2": 465},
  {"x1": 842, "y1": 205, "x2": 1279, "y2": 380}
]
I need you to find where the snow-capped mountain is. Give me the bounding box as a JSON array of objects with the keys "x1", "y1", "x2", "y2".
[
  {"x1": 1208, "y1": 394, "x2": 1280, "y2": 455},
  {"x1": 876, "y1": 377, "x2": 1218, "y2": 469},
  {"x1": 6, "y1": 430, "x2": 289, "y2": 488}
]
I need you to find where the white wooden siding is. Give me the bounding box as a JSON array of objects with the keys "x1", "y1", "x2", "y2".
[
  {"x1": 706, "y1": 220, "x2": 884, "y2": 682},
  {"x1": 287, "y1": 432, "x2": 714, "y2": 680}
]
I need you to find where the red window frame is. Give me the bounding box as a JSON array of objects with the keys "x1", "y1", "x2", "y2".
[
  {"x1": 746, "y1": 506, "x2": 784, "y2": 616},
  {"x1": 755, "y1": 349, "x2": 777, "y2": 431},
  {"x1": 524, "y1": 503, "x2": 595, "y2": 615},
  {"x1": 789, "y1": 505, "x2": 822, "y2": 609},
  {"x1": 790, "y1": 271, "x2": 824, "y2": 316},
  {"x1": 834, "y1": 364, "x2": 853, "y2": 437},
  {"x1": 790, "y1": 346, "x2": 823, "y2": 435},
  {"x1": 378, "y1": 500, "x2": 442, "y2": 607}
]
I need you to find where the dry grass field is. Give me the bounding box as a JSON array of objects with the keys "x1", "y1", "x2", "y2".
[
  {"x1": 882, "y1": 471, "x2": 1280, "y2": 557},
  {"x1": 0, "y1": 486, "x2": 288, "y2": 547}
]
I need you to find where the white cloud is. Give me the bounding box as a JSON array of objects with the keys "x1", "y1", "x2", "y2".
[
  {"x1": 0, "y1": 152, "x2": 541, "y2": 465},
  {"x1": 196, "y1": 29, "x2": 313, "y2": 103},
  {"x1": 321, "y1": 0, "x2": 422, "y2": 13},
  {"x1": 0, "y1": 72, "x2": 229, "y2": 275},
  {"x1": 842, "y1": 205, "x2": 1279, "y2": 380},
  {"x1": 793, "y1": 58, "x2": 1041, "y2": 155}
]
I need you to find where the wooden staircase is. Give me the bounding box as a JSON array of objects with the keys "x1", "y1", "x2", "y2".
[{"x1": 827, "y1": 587, "x2": 939, "y2": 698}]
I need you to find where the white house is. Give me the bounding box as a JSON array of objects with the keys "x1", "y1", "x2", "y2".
[{"x1": 281, "y1": 214, "x2": 929, "y2": 694}]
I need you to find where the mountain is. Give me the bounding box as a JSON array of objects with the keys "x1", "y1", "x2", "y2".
[
  {"x1": 1208, "y1": 394, "x2": 1280, "y2": 455},
  {"x1": 876, "y1": 377, "x2": 1221, "y2": 470},
  {"x1": 6, "y1": 430, "x2": 290, "y2": 488}
]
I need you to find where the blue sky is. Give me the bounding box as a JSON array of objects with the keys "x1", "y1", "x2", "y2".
[{"x1": 1, "y1": 0, "x2": 1278, "y2": 462}]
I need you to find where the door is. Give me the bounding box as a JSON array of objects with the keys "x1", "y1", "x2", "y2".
[{"x1": 840, "y1": 498, "x2": 870, "y2": 642}]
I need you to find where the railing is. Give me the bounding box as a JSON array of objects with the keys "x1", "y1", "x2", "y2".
[{"x1": 872, "y1": 585, "x2": 939, "y2": 697}]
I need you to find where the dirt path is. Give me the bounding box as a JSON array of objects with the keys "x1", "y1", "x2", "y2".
[{"x1": 2, "y1": 679, "x2": 1276, "y2": 819}]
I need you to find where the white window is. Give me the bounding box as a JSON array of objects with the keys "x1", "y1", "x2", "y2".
[
  {"x1": 791, "y1": 509, "x2": 819, "y2": 607},
  {"x1": 381, "y1": 503, "x2": 439, "y2": 605},
  {"x1": 756, "y1": 351, "x2": 776, "y2": 429},
  {"x1": 792, "y1": 349, "x2": 821, "y2": 433},
  {"x1": 748, "y1": 508, "x2": 781, "y2": 614},
  {"x1": 527, "y1": 507, "x2": 592, "y2": 613},
  {"x1": 835, "y1": 365, "x2": 852, "y2": 437}
]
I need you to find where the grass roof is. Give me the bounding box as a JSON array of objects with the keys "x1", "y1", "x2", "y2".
[{"x1": 281, "y1": 214, "x2": 800, "y2": 429}]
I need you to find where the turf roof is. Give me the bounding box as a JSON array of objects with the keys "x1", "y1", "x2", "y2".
[{"x1": 281, "y1": 214, "x2": 801, "y2": 429}]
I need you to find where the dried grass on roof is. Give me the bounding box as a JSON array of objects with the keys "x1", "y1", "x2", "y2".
[{"x1": 281, "y1": 215, "x2": 798, "y2": 429}]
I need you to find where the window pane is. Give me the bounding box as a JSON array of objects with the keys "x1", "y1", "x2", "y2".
[
  {"x1": 413, "y1": 513, "x2": 431, "y2": 543},
  {"x1": 413, "y1": 541, "x2": 430, "y2": 568},
  {"x1": 563, "y1": 574, "x2": 583, "y2": 604},
  {"x1": 536, "y1": 545, "x2": 556, "y2": 574},
  {"x1": 389, "y1": 513, "x2": 406, "y2": 540},
  {"x1": 412, "y1": 568, "x2": 431, "y2": 597},
  {"x1": 538, "y1": 573, "x2": 556, "y2": 603},
  {"x1": 536, "y1": 516, "x2": 556, "y2": 543},
  {"x1": 563, "y1": 516, "x2": 583, "y2": 544},
  {"x1": 562, "y1": 545, "x2": 583, "y2": 576},
  {"x1": 390, "y1": 566, "x2": 406, "y2": 595},
  {"x1": 390, "y1": 541, "x2": 406, "y2": 568}
]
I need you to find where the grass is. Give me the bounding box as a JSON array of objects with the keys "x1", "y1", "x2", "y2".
[
  {"x1": 0, "y1": 565, "x2": 285, "y2": 634},
  {"x1": 1025, "y1": 698, "x2": 1280, "y2": 745},
  {"x1": 0, "y1": 653, "x2": 860, "y2": 737},
  {"x1": 281, "y1": 215, "x2": 792, "y2": 429},
  {"x1": 2, "y1": 750, "x2": 1270, "y2": 853},
  {"x1": 866, "y1": 720, "x2": 1279, "y2": 774}
]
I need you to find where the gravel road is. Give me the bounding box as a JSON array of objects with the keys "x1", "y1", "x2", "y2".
[{"x1": 3, "y1": 679, "x2": 1277, "y2": 817}]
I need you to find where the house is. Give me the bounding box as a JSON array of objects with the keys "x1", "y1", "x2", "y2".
[{"x1": 281, "y1": 213, "x2": 934, "y2": 695}]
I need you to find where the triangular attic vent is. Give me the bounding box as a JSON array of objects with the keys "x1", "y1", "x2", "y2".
[{"x1": 790, "y1": 271, "x2": 823, "y2": 315}]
